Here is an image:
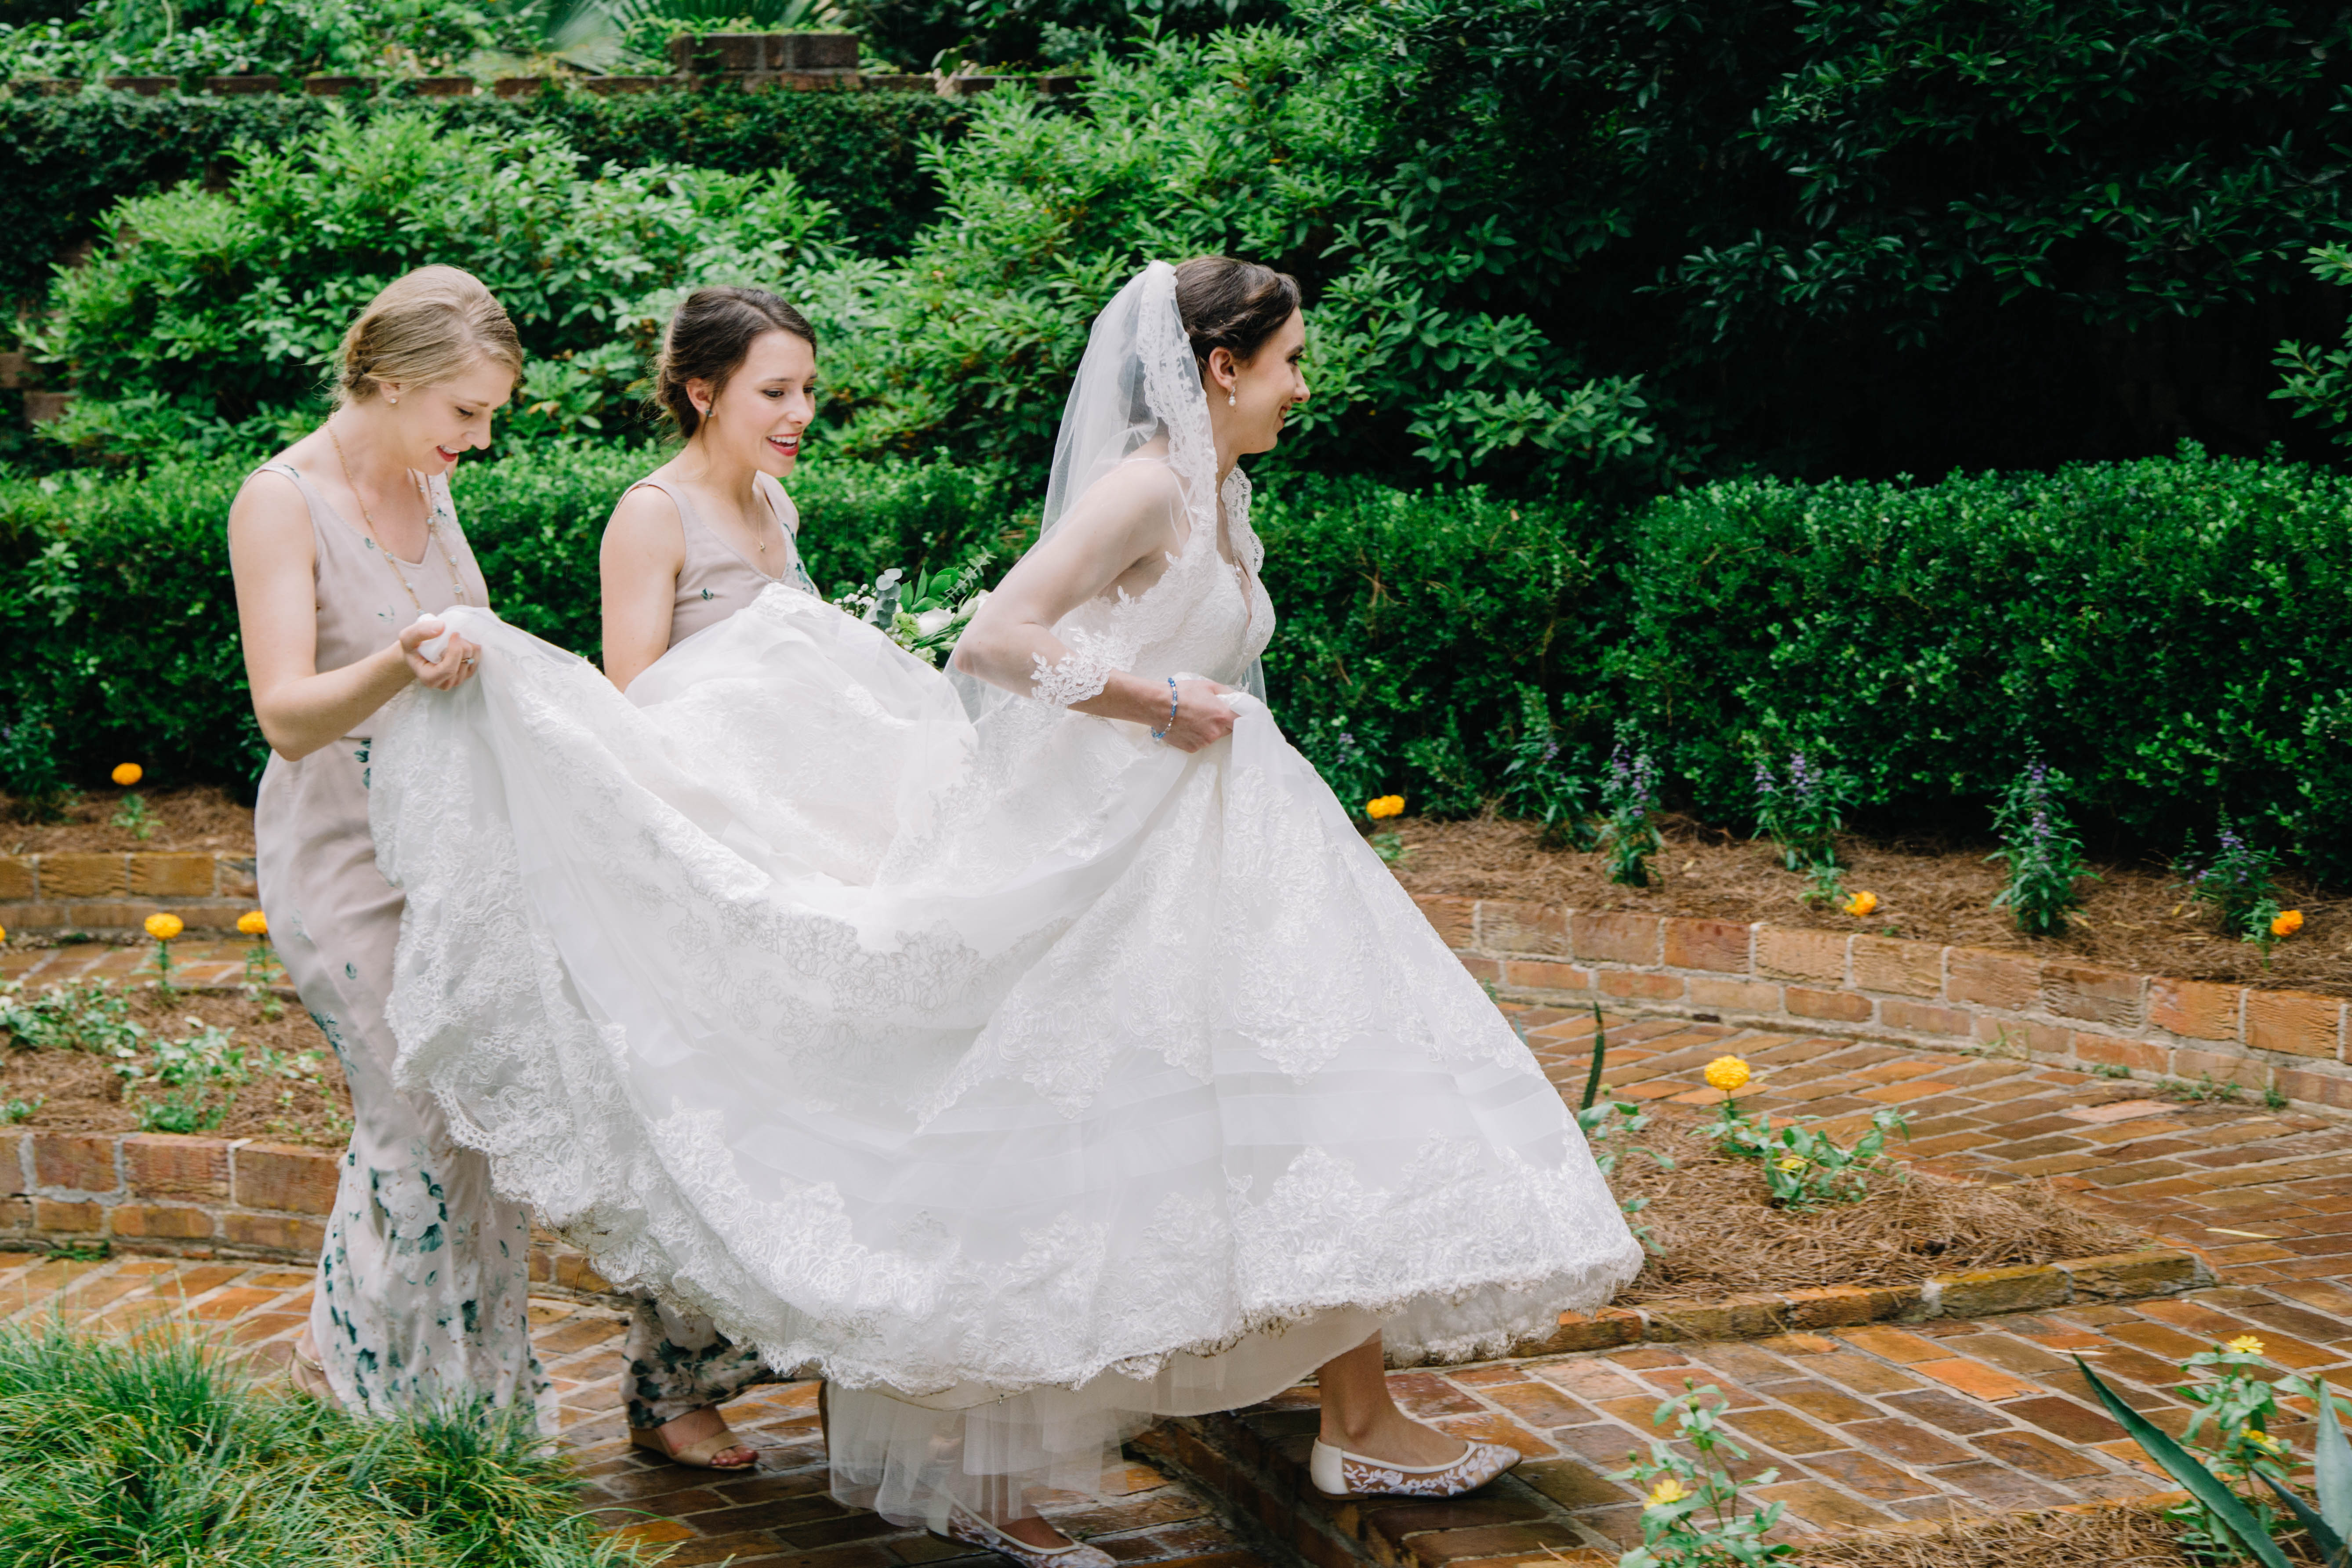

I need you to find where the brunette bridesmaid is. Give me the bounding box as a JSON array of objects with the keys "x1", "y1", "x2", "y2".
[{"x1": 599, "y1": 285, "x2": 821, "y2": 1466}]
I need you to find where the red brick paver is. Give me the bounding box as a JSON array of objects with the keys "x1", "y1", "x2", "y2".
[{"x1": 4, "y1": 998, "x2": 2345, "y2": 1564}]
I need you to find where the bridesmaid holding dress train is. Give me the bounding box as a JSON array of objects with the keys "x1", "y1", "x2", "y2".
[
  {"x1": 227, "y1": 265, "x2": 546, "y2": 1418},
  {"x1": 598, "y1": 285, "x2": 824, "y2": 1468}
]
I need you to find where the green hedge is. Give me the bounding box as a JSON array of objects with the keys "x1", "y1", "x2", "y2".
[
  {"x1": 0, "y1": 446, "x2": 1022, "y2": 786},
  {"x1": 0, "y1": 86, "x2": 969, "y2": 306},
  {"x1": 3, "y1": 445, "x2": 2348, "y2": 882},
  {"x1": 1619, "y1": 450, "x2": 2352, "y2": 878}
]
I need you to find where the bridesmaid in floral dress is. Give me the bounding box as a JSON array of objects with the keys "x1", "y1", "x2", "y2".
[{"x1": 227, "y1": 266, "x2": 546, "y2": 1418}]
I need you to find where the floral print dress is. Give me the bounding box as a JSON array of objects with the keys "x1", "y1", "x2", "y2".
[{"x1": 245, "y1": 460, "x2": 550, "y2": 1425}]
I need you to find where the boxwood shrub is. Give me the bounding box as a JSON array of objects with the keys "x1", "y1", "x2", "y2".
[
  {"x1": 1620, "y1": 449, "x2": 2352, "y2": 878},
  {"x1": 0, "y1": 443, "x2": 2345, "y2": 881}
]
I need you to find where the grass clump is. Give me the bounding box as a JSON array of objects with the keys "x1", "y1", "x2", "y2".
[{"x1": 0, "y1": 1321, "x2": 656, "y2": 1567}]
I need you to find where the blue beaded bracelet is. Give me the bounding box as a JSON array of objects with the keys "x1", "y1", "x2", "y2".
[{"x1": 1150, "y1": 675, "x2": 1179, "y2": 741}]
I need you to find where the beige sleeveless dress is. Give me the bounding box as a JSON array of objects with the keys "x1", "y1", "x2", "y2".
[
  {"x1": 244, "y1": 459, "x2": 547, "y2": 1425},
  {"x1": 645, "y1": 470, "x2": 816, "y2": 645},
  {"x1": 613, "y1": 468, "x2": 820, "y2": 1433}
]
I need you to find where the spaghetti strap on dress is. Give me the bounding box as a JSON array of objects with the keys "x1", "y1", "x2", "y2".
[{"x1": 630, "y1": 473, "x2": 818, "y2": 647}]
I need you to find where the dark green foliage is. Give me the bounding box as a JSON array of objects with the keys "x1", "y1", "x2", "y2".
[
  {"x1": 445, "y1": 86, "x2": 971, "y2": 254},
  {"x1": 0, "y1": 87, "x2": 968, "y2": 309},
  {"x1": 1278, "y1": 0, "x2": 2352, "y2": 476},
  {"x1": 1251, "y1": 472, "x2": 1614, "y2": 813},
  {"x1": 840, "y1": 0, "x2": 1291, "y2": 72},
  {"x1": 0, "y1": 1319, "x2": 652, "y2": 1565},
  {"x1": 1620, "y1": 447, "x2": 2352, "y2": 880},
  {"x1": 4, "y1": 446, "x2": 2350, "y2": 891},
  {"x1": 0, "y1": 446, "x2": 1023, "y2": 789},
  {"x1": 31, "y1": 109, "x2": 843, "y2": 457}
]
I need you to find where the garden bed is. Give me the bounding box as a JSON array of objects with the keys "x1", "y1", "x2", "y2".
[
  {"x1": 1794, "y1": 1505, "x2": 2219, "y2": 1566},
  {"x1": 1607, "y1": 1117, "x2": 2145, "y2": 1306},
  {"x1": 0, "y1": 785, "x2": 254, "y2": 856},
  {"x1": 1387, "y1": 815, "x2": 2350, "y2": 998},
  {"x1": 1, "y1": 987, "x2": 350, "y2": 1144}
]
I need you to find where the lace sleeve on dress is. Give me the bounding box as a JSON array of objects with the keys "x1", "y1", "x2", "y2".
[{"x1": 1028, "y1": 629, "x2": 1114, "y2": 707}]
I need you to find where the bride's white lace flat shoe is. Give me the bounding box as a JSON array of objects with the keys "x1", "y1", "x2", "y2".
[
  {"x1": 940, "y1": 1503, "x2": 1115, "y2": 1568},
  {"x1": 1308, "y1": 1437, "x2": 1521, "y2": 1499}
]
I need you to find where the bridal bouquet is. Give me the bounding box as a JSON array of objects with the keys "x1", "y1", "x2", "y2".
[{"x1": 832, "y1": 553, "x2": 995, "y2": 666}]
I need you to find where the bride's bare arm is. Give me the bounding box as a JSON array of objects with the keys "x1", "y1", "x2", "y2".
[{"x1": 953, "y1": 467, "x2": 1237, "y2": 751}]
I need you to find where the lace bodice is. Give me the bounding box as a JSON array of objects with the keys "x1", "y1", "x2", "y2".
[{"x1": 1047, "y1": 463, "x2": 1273, "y2": 694}]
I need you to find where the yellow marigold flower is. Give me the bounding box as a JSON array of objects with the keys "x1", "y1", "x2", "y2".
[
  {"x1": 143, "y1": 912, "x2": 183, "y2": 942},
  {"x1": 2227, "y1": 1334, "x2": 2265, "y2": 1356},
  {"x1": 2240, "y1": 1426, "x2": 2281, "y2": 1451},
  {"x1": 237, "y1": 910, "x2": 268, "y2": 937},
  {"x1": 1843, "y1": 889, "x2": 1879, "y2": 918},
  {"x1": 112, "y1": 762, "x2": 143, "y2": 787},
  {"x1": 1703, "y1": 1056, "x2": 1751, "y2": 1093},
  {"x1": 0, "y1": 925, "x2": 8, "y2": 945},
  {"x1": 1776, "y1": 1153, "x2": 1808, "y2": 1172},
  {"x1": 1645, "y1": 1476, "x2": 1689, "y2": 1508},
  {"x1": 2271, "y1": 910, "x2": 2304, "y2": 938},
  {"x1": 1365, "y1": 794, "x2": 1405, "y2": 820}
]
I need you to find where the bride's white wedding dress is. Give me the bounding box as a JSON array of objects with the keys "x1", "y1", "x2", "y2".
[{"x1": 371, "y1": 264, "x2": 1639, "y2": 1528}]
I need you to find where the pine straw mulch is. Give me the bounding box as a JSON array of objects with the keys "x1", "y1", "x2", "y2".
[
  {"x1": 0, "y1": 785, "x2": 256, "y2": 856},
  {"x1": 0, "y1": 989, "x2": 353, "y2": 1146},
  {"x1": 1384, "y1": 813, "x2": 2352, "y2": 999},
  {"x1": 1792, "y1": 1505, "x2": 2233, "y2": 1568},
  {"x1": 1608, "y1": 1118, "x2": 2147, "y2": 1305}
]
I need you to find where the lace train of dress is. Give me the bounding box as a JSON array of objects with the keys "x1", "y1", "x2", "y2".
[{"x1": 373, "y1": 470, "x2": 1640, "y2": 1526}]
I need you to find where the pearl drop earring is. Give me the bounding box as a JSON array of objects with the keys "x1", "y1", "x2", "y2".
[{"x1": 1227, "y1": 392, "x2": 1236, "y2": 407}]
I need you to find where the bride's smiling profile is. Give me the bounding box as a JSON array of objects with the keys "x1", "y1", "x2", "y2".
[{"x1": 369, "y1": 257, "x2": 1642, "y2": 1565}]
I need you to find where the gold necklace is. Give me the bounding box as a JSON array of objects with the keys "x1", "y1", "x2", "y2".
[{"x1": 325, "y1": 419, "x2": 465, "y2": 610}]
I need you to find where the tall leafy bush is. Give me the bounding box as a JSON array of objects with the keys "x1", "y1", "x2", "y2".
[
  {"x1": 0, "y1": 90, "x2": 967, "y2": 311},
  {"x1": 27, "y1": 108, "x2": 855, "y2": 458},
  {"x1": 809, "y1": 28, "x2": 1662, "y2": 493}
]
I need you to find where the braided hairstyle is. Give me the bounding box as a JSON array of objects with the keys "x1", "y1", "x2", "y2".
[{"x1": 651, "y1": 286, "x2": 817, "y2": 440}]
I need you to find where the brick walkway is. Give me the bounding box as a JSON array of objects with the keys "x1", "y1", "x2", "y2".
[
  {"x1": 1175, "y1": 1007, "x2": 2352, "y2": 1564},
  {"x1": 1, "y1": 935, "x2": 261, "y2": 988},
  {"x1": 2, "y1": 991, "x2": 2347, "y2": 1564}
]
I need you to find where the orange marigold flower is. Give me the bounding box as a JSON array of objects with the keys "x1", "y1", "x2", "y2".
[
  {"x1": 143, "y1": 912, "x2": 184, "y2": 942},
  {"x1": 1365, "y1": 794, "x2": 1405, "y2": 820},
  {"x1": 1843, "y1": 890, "x2": 1879, "y2": 918},
  {"x1": 2271, "y1": 910, "x2": 2304, "y2": 938},
  {"x1": 112, "y1": 763, "x2": 143, "y2": 787},
  {"x1": 237, "y1": 911, "x2": 269, "y2": 937}
]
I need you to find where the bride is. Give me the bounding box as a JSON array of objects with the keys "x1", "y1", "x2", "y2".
[{"x1": 372, "y1": 258, "x2": 1641, "y2": 1560}]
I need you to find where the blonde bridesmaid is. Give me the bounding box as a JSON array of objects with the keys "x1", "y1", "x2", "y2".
[{"x1": 227, "y1": 266, "x2": 546, "y2": 1420}]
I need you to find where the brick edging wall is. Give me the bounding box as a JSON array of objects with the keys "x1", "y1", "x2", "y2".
[
  {"x1": 0, "y1": 1127, "x2": 614, "y2": 1298},
  {"x1": 0, "y1": 851, "x2": 255, "y2": 934},
  {"x1": 1421, "y1": 897, "x2": 2352, "y2": 1114}
]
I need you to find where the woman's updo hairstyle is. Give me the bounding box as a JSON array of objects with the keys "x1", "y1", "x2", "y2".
[
  {"x1": 333, "y1": 265, "x2": 522, "y2": 407},
  {"x1": 652, "y1": 286, "x2": 817, "y2": 440},
  {"x1": 1172, "y1": 256, "x2": 1301, "y2": 378}
]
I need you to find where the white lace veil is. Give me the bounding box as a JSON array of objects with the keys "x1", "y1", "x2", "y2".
[
  {"x1": 1037, "y1": 260, "x2": 1218, "y2": 545},
  {"x1": 956, "y1": 261, "x2": 1267, "y2": 711}
]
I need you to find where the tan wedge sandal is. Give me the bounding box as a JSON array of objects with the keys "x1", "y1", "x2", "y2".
[
  {"x1": 630, "y1": 1420, "x2": 761, "y2": 1470},
  {"x1": 286, "y1": 1342, "x2": 335, "y2": 1403}
]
